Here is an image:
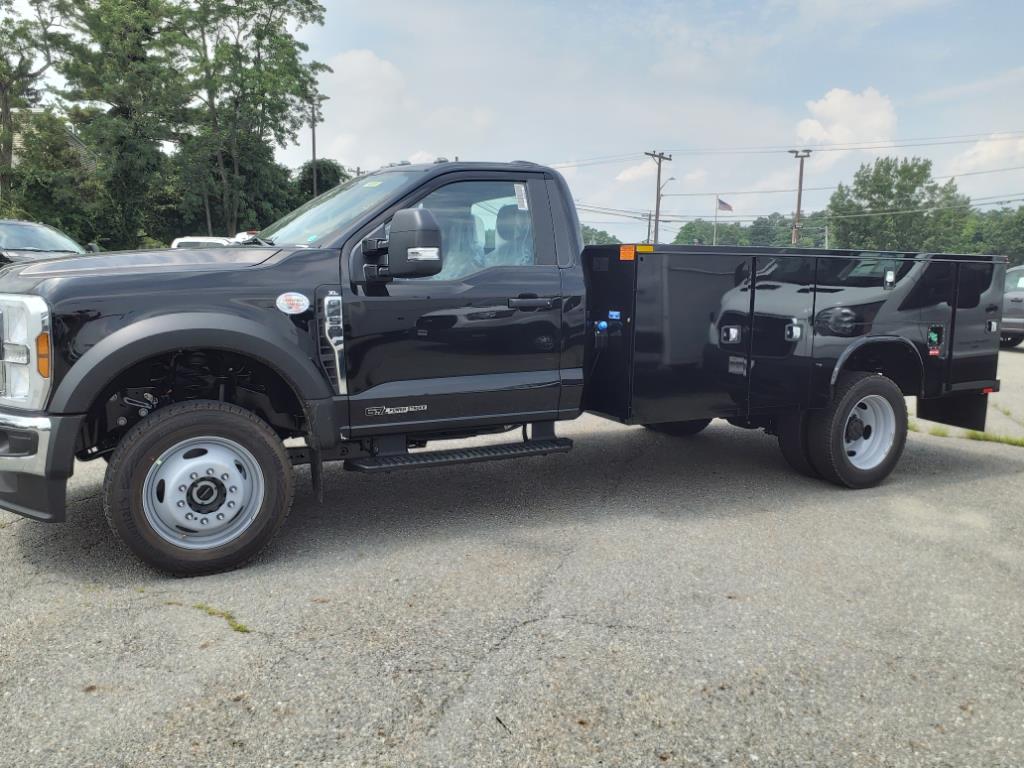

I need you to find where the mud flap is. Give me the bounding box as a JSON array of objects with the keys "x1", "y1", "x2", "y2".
[{"x1": 917, "y1": 393, "x2": 988, "y2": 431}]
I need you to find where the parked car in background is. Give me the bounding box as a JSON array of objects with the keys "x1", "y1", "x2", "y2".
[
  {"x1": 1003, "y1": 265, "x2": 1024, "y2": 348},
  {"x1": 170, "y1": 236, "x2": 232, "y2": 249},
  {"x1": 170, "y1": 231, "x2": 261, "y2": 249},
  {"x1": 0, "y1": 220, "x2": 95, "y2": 263}
]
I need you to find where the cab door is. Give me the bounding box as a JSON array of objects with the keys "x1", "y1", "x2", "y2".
[{"x1": 344, "y1": 173, "x2": 564, "y2": 436}]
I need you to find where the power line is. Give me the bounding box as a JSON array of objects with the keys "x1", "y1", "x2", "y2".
[
  {"x1": 550, "y1": 130, "x2": 1024, "y2": 168},
  {"x1": 662, "y1": 164, "x2": 1024, "y2": 198}
]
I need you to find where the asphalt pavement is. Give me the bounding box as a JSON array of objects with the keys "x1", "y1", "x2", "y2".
[{"x1": 2, "y1": 354, "x2": 1024, "y2": 767}]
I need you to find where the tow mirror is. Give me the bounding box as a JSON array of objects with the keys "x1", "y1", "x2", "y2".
[
  {"x1": 86, "y1": 242, "x2": 101, "y2": 253},
  {"x1": 383, "y1": 208, "x2": 443, "y2": 279}
]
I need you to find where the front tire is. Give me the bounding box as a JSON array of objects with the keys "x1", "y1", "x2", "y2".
[
  {"x1": 807, "y1": 372, "x2": 907, "y2": 489},
  {"x1": 644, "y1": 419, "x2": 713, "y2": 437},
  {"x1": 103, "y1": 400, "x2": 294, "y2": 575},
  {"x1": 1000, "y1": 334, "x2": 1023, "y2": 349}
]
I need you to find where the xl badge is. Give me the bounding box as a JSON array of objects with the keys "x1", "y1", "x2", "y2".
[{"x1": 365, "y1": 405, "x2": 427, "y2": 417}]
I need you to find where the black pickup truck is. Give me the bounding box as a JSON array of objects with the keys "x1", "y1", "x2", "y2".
[{"x1": 0, "y1": 161, "x2": 1007, "y2": 573}]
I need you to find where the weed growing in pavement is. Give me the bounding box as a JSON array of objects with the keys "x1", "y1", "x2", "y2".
[{"x1": 194, "y1": 603, "x2": 252, "y2": 633}]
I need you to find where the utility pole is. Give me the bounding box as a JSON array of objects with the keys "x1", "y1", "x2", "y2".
[
  {"x1": 310, "y1": 98, "x2": 320, "y2": 197},
  {"x1": 646, "y1": 211, "x2": 653, "y2": 244},
  {"x1": 789, "y1": 149, "x2": 811, "y2": 245},
  {"x1": 645, "y1": 150, "x2": 672, "y2": 244}
]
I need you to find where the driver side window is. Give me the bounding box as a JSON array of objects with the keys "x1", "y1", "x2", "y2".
[{"x1": 412, "y1": 180, "x2": 537, "y2": 281}]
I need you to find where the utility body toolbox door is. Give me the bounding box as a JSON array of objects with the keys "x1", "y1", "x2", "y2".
[{"x1": 747, "y1": 253, "x2": 817, "y2": 412}]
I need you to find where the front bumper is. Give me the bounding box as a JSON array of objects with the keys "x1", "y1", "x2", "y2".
[{"x1": 0, "y1": 410, "x2": 84, "y2": 522}]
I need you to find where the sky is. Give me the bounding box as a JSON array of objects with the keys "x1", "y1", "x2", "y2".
[{"x1": 278, "y1": 0, "x2": 1024, "y2": 243}]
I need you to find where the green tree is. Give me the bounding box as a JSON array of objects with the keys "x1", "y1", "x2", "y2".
[
  {"x1": 671, "y1": 219, "x2": 748, "y2": 246},
  {"x1": 178, "y1": 0, "x2": 327, "y2": 234},
  {"x1": 2, "y1": 109, "x2": 107, "y2": 244},
  {"x1": 827, "y1": 157, "x2": 969, "y2": 251},
  {"x1": 294, "y1": 158, "x2": 349, "y2": 203},
  {"x1": 0, "y1": 0, "x2": 63, "y2": 201},
  {"x1": 581, "y1": 225, "x2": 620, "y2": 245},
  {"x1": 57, "y1": 0, "x2": 188, "y2": 249}
]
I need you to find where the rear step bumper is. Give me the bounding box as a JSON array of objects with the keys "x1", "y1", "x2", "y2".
[{"x1": 345, "y1": 438, "x2": 573, "y2": 473}]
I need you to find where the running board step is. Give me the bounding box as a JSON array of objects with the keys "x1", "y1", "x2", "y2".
[{"x1": 346, "y1": 438, "x2": 573, "y2": 473}]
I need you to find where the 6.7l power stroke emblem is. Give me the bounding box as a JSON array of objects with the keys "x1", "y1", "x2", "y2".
[{"x1": 365, "y1": 404, "x2": 428, "y2": 417}]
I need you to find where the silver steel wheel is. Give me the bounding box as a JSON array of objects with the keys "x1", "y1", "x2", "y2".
[
  {"x1": 844, "y1": 394, "x2": 896, "y2": 471},
  {"x1": 141, "y1": 436, "x2": 265, "y2": 550}
]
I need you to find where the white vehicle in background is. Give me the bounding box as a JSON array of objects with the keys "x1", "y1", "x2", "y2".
[{"x1": 170, "y1": 231, "x2": 260, "y2": 249}]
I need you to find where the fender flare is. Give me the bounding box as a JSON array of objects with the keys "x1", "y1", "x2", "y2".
[
  {"x1": 830, "y1": 335, "x2": 925, "y2": 396},
  {"x1": 49, "y1": 312, "x2": 333, "y2": 414}
]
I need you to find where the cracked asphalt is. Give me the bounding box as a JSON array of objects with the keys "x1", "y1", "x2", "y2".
[{"x1": 3, "y1": 353, "x2": 1024, "y2": 767}]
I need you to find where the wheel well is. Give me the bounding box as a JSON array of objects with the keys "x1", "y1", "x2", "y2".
[
  {"x1": 77, "y1": 349, "x2": 306, "y2": 460},
  {"x1": 838, "y1": 341, "x2": 922, "y2": 396}
]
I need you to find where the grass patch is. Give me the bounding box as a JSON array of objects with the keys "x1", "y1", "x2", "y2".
[
  {"x1": 194, "y1": 603, "x2": 251, "y2": 634},
  {"x1": 908, "y1": 419, "x2": 920, "y2": 433},
  {"x1": 928, "y1": 424, "x2": 950, "y2": 437},
  {"x1": 965, "y1": 431, "x2": 1024, "y2": 449}
]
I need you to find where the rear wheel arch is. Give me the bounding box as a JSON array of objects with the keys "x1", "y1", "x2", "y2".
[{"x1": 831, "y1": 337, "x2": 924, "y2": 397}]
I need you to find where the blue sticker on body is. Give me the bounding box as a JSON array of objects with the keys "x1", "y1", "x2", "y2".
[{"x1": 608, "y1": 310, "x2": 621, "y2": 320}]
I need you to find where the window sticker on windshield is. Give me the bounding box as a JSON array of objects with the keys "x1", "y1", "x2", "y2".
[
  {"x1": 1018, "y1": 276, "x2": 1024, "y2": 289},
  {"x1": 514, "y1": 183, "x2": 529, "y2": 211},
  {"x1": 362, "y1": 180, "x2": 383, "y2": 188}
]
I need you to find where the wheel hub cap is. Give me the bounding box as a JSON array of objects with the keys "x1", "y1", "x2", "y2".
[
  {"x1": 844, "y1": 394, "x2": 897, "y2": 471},
  {"x1": 142, "y1": 436, "x2": 265, "y2": 550}
]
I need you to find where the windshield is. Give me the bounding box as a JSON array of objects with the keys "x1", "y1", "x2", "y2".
[
  {"x1": 261, "y1": 171, "x2": 419, "y2": 246},
  {"x1": 0, "y1": 221, "x2": 84, "y2": 253}
]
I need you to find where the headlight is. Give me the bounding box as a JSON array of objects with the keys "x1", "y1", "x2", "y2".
[{"x1": 0, "y1": 295, "x2": 52, "y2": 411}]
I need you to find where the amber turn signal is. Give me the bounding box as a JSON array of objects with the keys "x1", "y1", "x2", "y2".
[{"x1": 36, "y1": 333, "x2": 50, "y2": 379}]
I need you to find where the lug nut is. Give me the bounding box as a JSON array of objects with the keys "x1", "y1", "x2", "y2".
[
  {"x1": 206, "y1": 468, "x2": 215, "y2": 476},
  {"x1": 216, "y1": 513, "x2": 225, "y2": 521},
  {"x1": 185, "y1": 513, "x2": 194, "y2": 521},
  {"x1": 221, "y1": 474, "x2": 229, "y2": 481},
  {"x1": 200, "y1": 518, "x2": 208, "y2": 526},
  {"x1": 190, "y1": 473, "x2": 198, "y2": 480},
  {"x1": 229, "y1": 487, "x2": 237, "y2": 494},
  {"x1": 178, "y1": 485, "x2": 187, "y2": 493},
  {"x1": 177, "y1": 501, "x2": 186, "y2": 508},
  {"x1": 227, "y1": 501, "x2": 236, "y2": 509}
]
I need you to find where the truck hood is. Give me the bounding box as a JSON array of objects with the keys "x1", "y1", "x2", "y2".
[{"x1": 0, "y1": 246, "x2": 280, "y2": 280}]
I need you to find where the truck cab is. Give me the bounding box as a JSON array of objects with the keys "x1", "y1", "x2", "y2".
[{"x1": 0, "y1": 161, "x2": 1006, "y2": 574}]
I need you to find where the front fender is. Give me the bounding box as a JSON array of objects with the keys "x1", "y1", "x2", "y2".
[{"x1": 49, "y1": 312, "x2": 332, "y2": 414}]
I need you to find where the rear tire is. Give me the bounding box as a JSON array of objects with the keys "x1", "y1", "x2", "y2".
[
  {"x1": 1000, "y1": 334, "x2": 1023, "y2": 349},
  {"x1": 807, "y1": 372, "x2": 907, "y2": 489},
  {"x1": 776, "y1": 411, "x2": 820, "y2": 478},
  {"x1": 103, "y1": 400, "x2": 294, "y2": 576},
  {"x1": 644, "y1": 419, "x2": 713, "y2": 437}
]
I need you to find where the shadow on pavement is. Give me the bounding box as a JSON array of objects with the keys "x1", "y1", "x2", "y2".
[{"x1": 13, "y1": 422, "x2": 1024, "y2": 584}]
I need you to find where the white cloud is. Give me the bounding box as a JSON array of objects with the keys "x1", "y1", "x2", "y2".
[
  {"x1": 775, "y1": 0, "x2": 949, "y2": 28},
  {"x1": 683, "y1": 168, "x2": 708, "y2": 185},
  {"x1": 918, "y1": 67, "x2": 1024, "y2": 104},
  {"x1": 949, "y1": 134, "x2": 1024, "y2": 174},
  {"x1": 796, "y1": 87, "x2": 897, "y2": 169},
  {"x1": 615, "y1": 160, "x2": 657, "y2": 183}
]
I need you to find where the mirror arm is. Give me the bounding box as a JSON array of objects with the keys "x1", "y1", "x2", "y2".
[{"x1": 361, "y1": 237, "x2": 389, "y2": 258}]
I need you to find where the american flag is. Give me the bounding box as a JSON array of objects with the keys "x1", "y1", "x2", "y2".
[{"x1": 717, "y1": 197, "x2": 733, "y2": 212}]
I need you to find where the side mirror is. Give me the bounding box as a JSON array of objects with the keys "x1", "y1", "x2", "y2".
[
  {"x1": 86, "y1": 242, "x2": 101, "y2": 253},
  {"x1": 385, "y1": 208, "x2": 443, "y2": 278}
]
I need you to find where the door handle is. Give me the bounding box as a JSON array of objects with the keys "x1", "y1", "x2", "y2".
[
  {"x1": 508, "y1": 297, "x2": 555, "y2": 310},
  {"x1": 1011, "y1": 297, "x2": 1024, "y2": 303}
]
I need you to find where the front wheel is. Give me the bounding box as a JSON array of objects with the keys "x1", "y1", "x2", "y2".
[
  {"x1": 1000, "y1": 334, "x2": 1024, "y2": 349},
  {"x1": 103, "y1": 400, "x2": 294, "y2": 575},
  {"x1": 644, "y1": 419, "x2": 712, "y2": 437},
  {"x1": 807, "y1": 372, "x2": 907, "y2": 489}
]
